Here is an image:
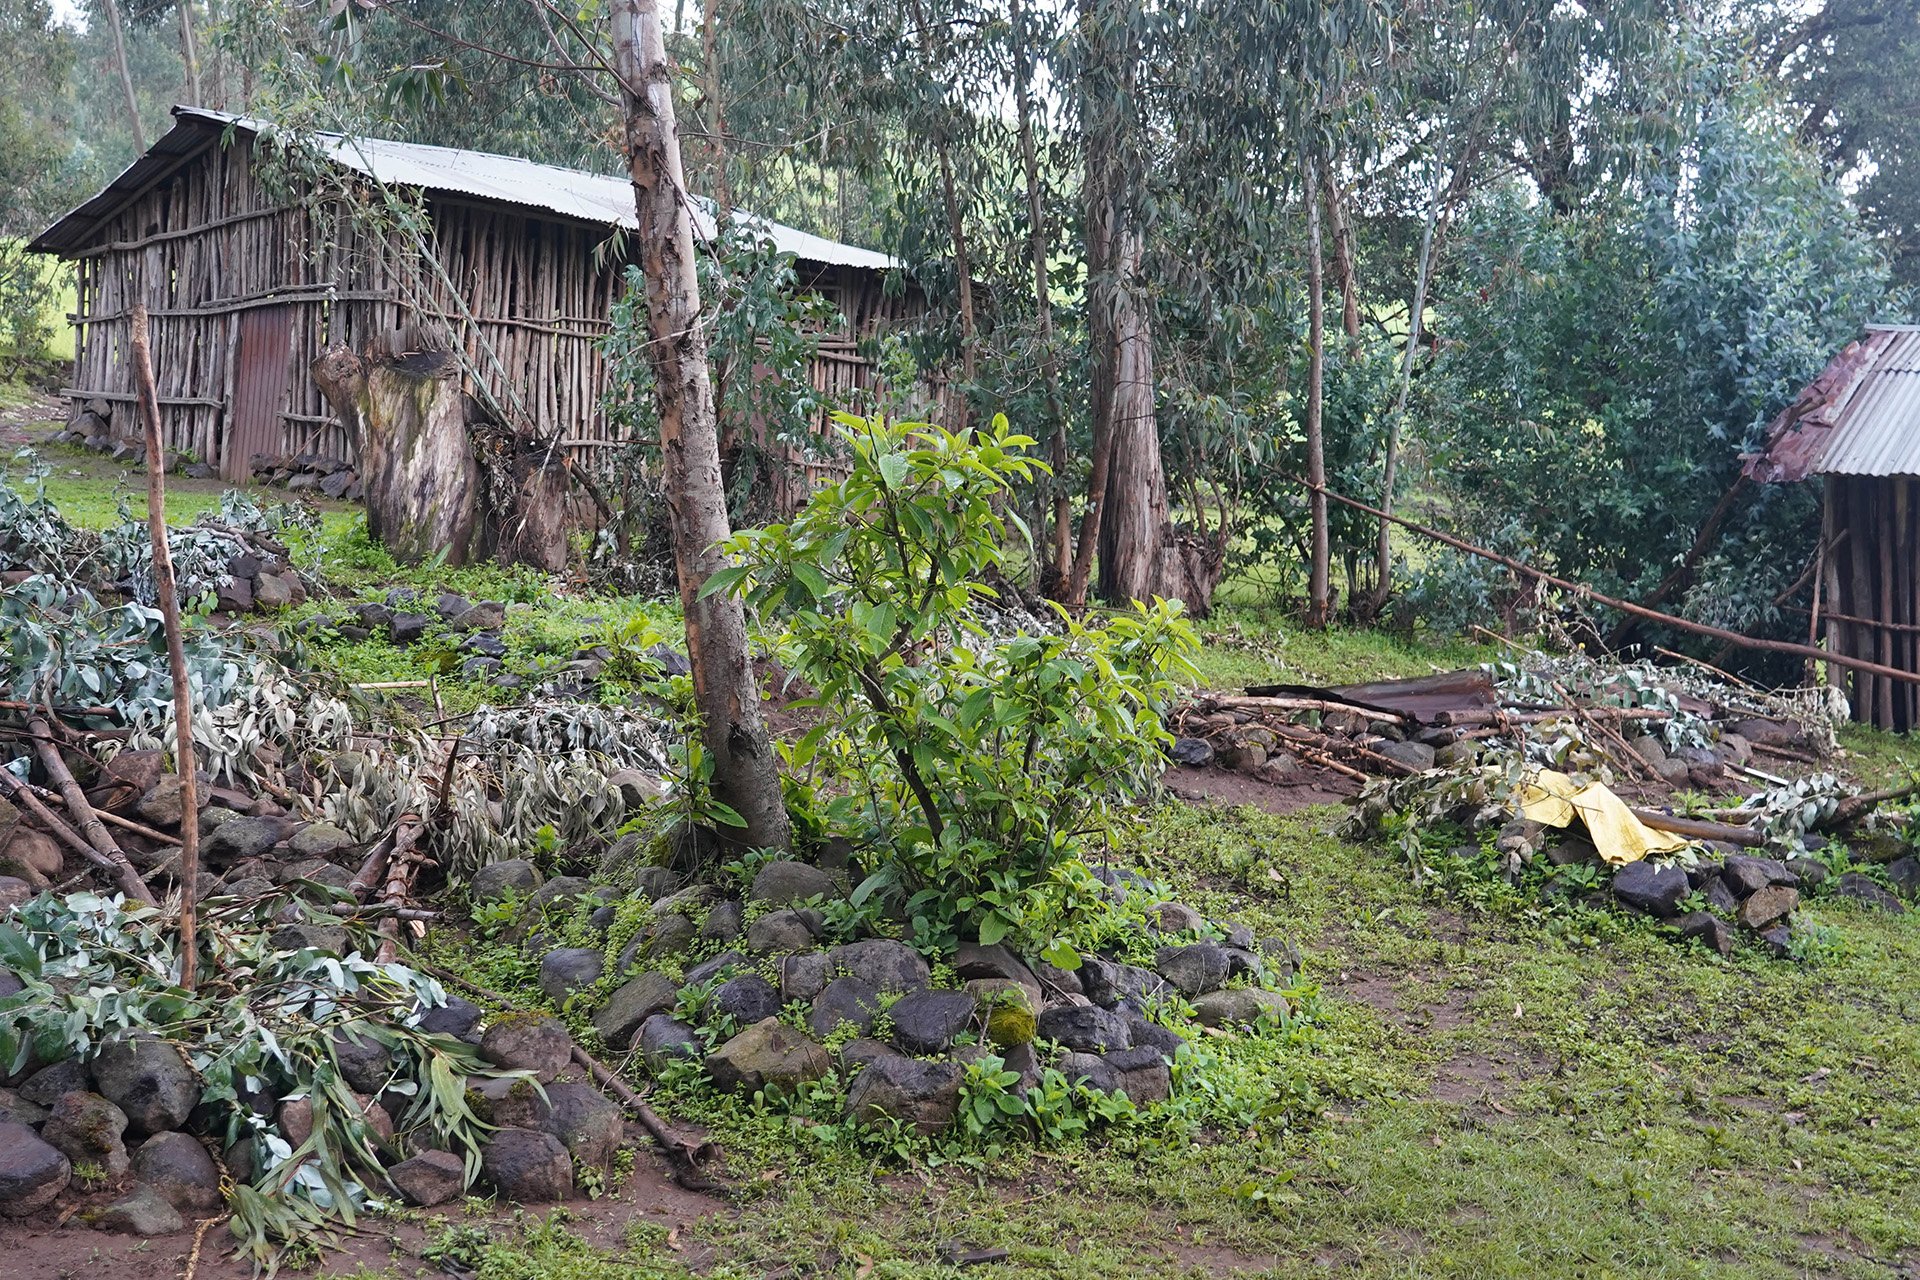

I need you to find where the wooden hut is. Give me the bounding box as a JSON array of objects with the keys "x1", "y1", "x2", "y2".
[
  {"x1": 1746, "y1": 324, "x2": 1920, "y2": 730},
  {"x1": 30, "y1": 106, "x2": 926, "y2": 483}
]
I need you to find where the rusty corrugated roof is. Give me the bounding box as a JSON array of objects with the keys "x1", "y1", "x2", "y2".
[
  {"x1": 1746, "y1": 325, "x2": 1920, "y2": 482},
  {"x1": 31, "y1": 106, "x2": 897, "y2": 272}
]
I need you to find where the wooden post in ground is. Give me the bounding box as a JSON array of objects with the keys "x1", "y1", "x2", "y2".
[{"x1": 131, "y1": 302, "x2": 200, "y2": 989}]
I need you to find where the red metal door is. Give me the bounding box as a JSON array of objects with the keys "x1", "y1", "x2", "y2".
[{"x1": 226, "y1": 305, "x2": 294, "y2": 481}]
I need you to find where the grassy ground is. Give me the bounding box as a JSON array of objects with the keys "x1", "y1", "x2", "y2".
[
  {"x1": 6, "y1": 400, "x2": 1918, "y2": 1278},
  {"x1": 337, "y1": 794, "x2": 1920, "y2": 1280}
]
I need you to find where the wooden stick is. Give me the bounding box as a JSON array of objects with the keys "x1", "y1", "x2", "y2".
[
  {"x1": 1205, "y1": 694, "x2": 1412, "y2": 723},
  {"x1": 26, "y1": 718, "x2": 156, "y2": 906},
  {"x1": 1289, "y1": 476, "x2": 1920, "y2": 688},
  {"x1": 374, "y1": 817, "x2": 427, "y2": 965},
  {"x1": 347, "y1": 830, "x2": 398, "y2": 901},
  {"x1": 131, "y1": 301, "x2": 200, "y2": 984},
  {"x1": 1824, "y1": 777, "x2": 1920, "y2": 831},
  {"x1": 1627, "y1": 808, "x2": 1766, "y2": 848},
  {"x1": 1275, "y1": 742, "x2": 1370, "y2": 782},
  {"x1": 31, "y1": 786, "x2": 183, "y2": 846}
]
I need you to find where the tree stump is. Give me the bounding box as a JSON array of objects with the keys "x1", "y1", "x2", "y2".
[{"x1": 313, "y1": 347, "x2": 481, "y2": 566}]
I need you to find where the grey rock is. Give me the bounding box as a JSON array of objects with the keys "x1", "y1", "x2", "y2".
[
  {"x1": 749, "y1": 860, "x2": 837, "y2": 906},
  {"x1": 1153, "y1": 943, "x2": 1231, "y2": 997},
  {"x1": 1654, "y1": 757, "x2": 1693, "y2": 786},
  {"x1": 1147, "y1": 902, "x2": 1206, "y2": 934},
  {"x1": 1104, "y1": 1045, "x2": 1173, "y2": 1103},
  {"x1": 713, "y1": 974, "x2": 782, "y2": 1026},
  {"x1": 468, "y1": 1077, "x2": 550, "y2": 1130},
  {"x1": 591, "y1": 972, "x2": 678, "y2": 1049},
  {"x1": 288, "y1": 823, "x2": 355, "y2": 859},
  {"x1": 706, "y1": 1018, "x2": 831, "y2": 1094},
  {"x1": 1377, "y1": 739, "x2": 1437, "y2": 772},
  {"x1": 630, "y1": 866, "x2": 678, "y2": 901},
  {"x1": 202, "y1": 815, "x2": 292, "y2": 864},
  {"x1": 269, "y1": 923, "x2": 351, "y2": 955},
  {"x1": 478, "y1": 1016, "x2": 574, "y2": 1082},
  {"x1": 846, "y1": 1055, "x2": 963, "y2": 1135},
  {"x1": 1722, "y1": 854, "x2": 1797, "y2": 898},
  {"x1": 780, "y1": 951, "x2": 832, "y2": 1003},
  {"x1": 1676, "y1": 911, "x2": 1735, "y2": 958},
  {"x1": 683, "y1": 950, "x2": 749, "y2": 987},
  {"x1": 1704, "y1": 876, "x2": 1741, "y2": 915},
  {"x1": 1191, "y1": 988, "x2": 1290, "y2": 1027},
  {"x1": 1786, "y1": 857, "x2": 1829, "y2": 890},
  {"x1": 435, "y1": 591, "x2": 473, "y2": 621},
  {"x1": 1758, "y1": 925, "x2": 1794, "y2": 958},
  {"x1": 480, "y1": 1128, "x2": 573, "y2": 1202},
  {"x1": 133, "y1": 774, "x2": 199, "y2": 826},
  {"x1": 19, "y1": 1060, "x2": 89, "y2": 1106},
  {"x1": 1611, "y1": 861, "x2": 1690, "y2": 918},
  {"x1": 1030, "y1": 957, "x2": 1084, "y2": 998},
  {"x1": 469, "y1": 857, "x2": 539, "y2": 906},
  {"x1": 828, "y1": 939, "x2": 929, "y2": 993},
  {"x1": 92, "y1": 1033, "x2": 200, "y2": 1135},
  {"x1": 41, "y1": 1090, "x2": 130, "y2": 1177},
  {"x1": 389, "y1": 1149, "x2": 466, "y2": 1207},
  {"x1": 887, "y1": 988, "x2": 977, "y2": 1055},
  {"x1": 0, "y1": 1122, "x2": 68, "y2": 1216},
  {"x1": 1434, "y1": 740, "x2": 1482, "y2": 768},
  {"x1": 539, "y1": 948, "x2": 606, "y2": 1005},
  {"x1": 626, "y1": 911, "x2": 698, "y2": 964},
  {"x1": 276, "y1": 859, "x2": 354, "y2": 891},
  {"x1": 637, "y1": 1016, "x2": 703, "y2": 1075},
  {"x1": 809, "y1": 977, "x2": 880, "y2": 1037},
  {"x1": 456, "y1": 602, "x2": 508, "y2": 634},
  {"x1": 131, "y1": 1131, "x2": 221, "y2": 1211},
  {"x1": 219, "y1": 876, "x2": 277, "y2": 901},
  {"x1": 699, "y1": 900, "x2": 744, "y2": 943},
  {"x1": 1037, "y1": 1005, "x2": 1131, "y2": 1053},
  {"x1": 89, "y1": 1183, "x2": 183, "y2": 1235},
  {"x1": 540, "y1": 1081, "x2": 623, "y2": 1168},
  {"x1": 417, "y1": 995, "x2": 484, "y2": 1042},
  {"x1": 1887, "y1": 855, "x2": 1920, "y2": 898},
  {"x1": 332, "y1": 1024, "x2": 392, "y2": 1094},
  {"x1": 1124, "y1": 1016, "x2": 1187, "y2": 1057},
  {"x1": 0, "y1": 1087, "x2": 46, "y2": 1127},
  {"x1": 1168, "y1": 737, "x2": 1214, "y2": 767},
  {"x1": 0, "y1": 877, "x2": 33, "y2": 912},
  {"x1": 1220, "y1": 946, "x2": 1266, "y2": 982},
  {"x1": 1832, "y1": 872, "x2": 1906, "y2": 913},
  {"x1": 838, "y1": 1038, "x2": 904, "y2": 1075},
  {"x1": 951, "y1": 942, "x2": 1037, "y2": 986},
  {"x1": 388, "y1": 611, "x2": 435, "y2": 644},
  {"x1": 1079, "y1": 957, "x2": 1170, "y2": 1013},
  {"x1": 1057, "y1": 1051, "x2": 1120, "y2": 1093},
  {"x1": 252, "y1": 573, "x2": 294, "y2": 610},
  {"x1": 514, "y1": 877, "x2": 594, "y2": 933},
  {"x1": 1737, "y1": 885, "x2": 1800, "y2": 930}
]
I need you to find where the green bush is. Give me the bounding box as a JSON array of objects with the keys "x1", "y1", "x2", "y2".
[{"x1": 710, "y1": 413, "x2": 1197, "y2": 950}]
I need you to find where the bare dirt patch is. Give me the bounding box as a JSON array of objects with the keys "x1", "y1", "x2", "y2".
[{"x1": 1162, "y1": 762, "x2": 1360, "y2": 814}]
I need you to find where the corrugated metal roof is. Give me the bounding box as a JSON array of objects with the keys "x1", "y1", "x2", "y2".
[
  {"x1": 1746, "y1": 326, "x2": 1920, "y2": 482},
  {"x1": 31, "y1": 106, "x2": 897, "y2": 272}
]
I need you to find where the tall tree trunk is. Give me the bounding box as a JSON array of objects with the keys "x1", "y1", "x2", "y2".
[
  {"x1": 1323, "y1": 173, "x2": 1360, "y2": 356},
  {"x1": 1304, "y1": 159, "x2": 1331, "y2": 628},
  {"x1": 105, "y1": 0, "x2": 145, "y2": 153},
  {"x1": 177, "y1": 0, "x2": 202, "y2": 106},
  {"x1": 910, "y1": 0, "x2": 977, "y2": 405},
  {"x1": 1366, "y1": 169, "x2": 1441, "y2": 617},
  {"x1": 1094, "y1": 210, "x2": 1170, "y2": 607},
  {"x1": 610, "y1": 0, "x2": 790, "y2": 853},
  {"x1": 1011, "y1": 0, "x2": 1070, "y2": 588},
  {"x1": 699, "y1": 0, "x2": 730, "y2": 211}
]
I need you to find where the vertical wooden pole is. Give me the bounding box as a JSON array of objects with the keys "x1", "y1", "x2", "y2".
[{"x1": 131, "y1": 303, "x2": 199, "y2": 990}]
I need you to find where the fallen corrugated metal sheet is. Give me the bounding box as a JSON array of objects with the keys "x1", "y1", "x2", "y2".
[
  {"x1": 32, "y1": 106, "x2": 897, "y2": 272},
  {"x1": 1746, "y1": 326, "x2": 1920, "y2": 483}
]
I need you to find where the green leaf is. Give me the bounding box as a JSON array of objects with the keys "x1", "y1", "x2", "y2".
[
  {"x1": 977, "y1": 913, "x2": 1011, "y2": 946},
  {"x1": 1039, "y1": 938, "x2": 1081, "y2": 971}
]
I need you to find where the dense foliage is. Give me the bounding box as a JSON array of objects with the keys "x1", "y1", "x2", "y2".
[{"x1": 712, "y1": 415, "x2": 1197, "y2": 951}]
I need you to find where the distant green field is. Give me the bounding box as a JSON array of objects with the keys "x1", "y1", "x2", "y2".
[{"x1": 2, "y1": 238, "x2": 75, "y2": 362}]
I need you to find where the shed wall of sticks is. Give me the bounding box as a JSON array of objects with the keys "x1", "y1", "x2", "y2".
[
  {"x1": 32, "y1": 107, "x2": 932, "y2": 489},
  {"x1": 1747, "y1": 324, "x2": 1920, "y2": 731}
]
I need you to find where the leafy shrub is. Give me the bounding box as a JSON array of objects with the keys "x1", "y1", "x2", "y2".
[{"x1": 711, "y1": 413, "x2": 1197, "y2": 949}]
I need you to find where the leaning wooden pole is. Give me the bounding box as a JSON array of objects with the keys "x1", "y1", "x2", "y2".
[
  {"x1": 1293, "y1": 474, "x2": 1920, "y2": 689},
  {"x1": 131, "y1": 303, "x2": 200, "y2": 988}
]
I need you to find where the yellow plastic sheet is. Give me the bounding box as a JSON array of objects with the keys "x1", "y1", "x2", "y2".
[{"x1": 1517, "y1": 768, "x2": 1689, "y2": 866}]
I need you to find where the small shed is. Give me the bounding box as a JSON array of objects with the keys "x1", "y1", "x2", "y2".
[
  {"x1": 30, "y1": 106, "x2": 923, "y2": 482},
  {"x1": 1746, "y1": 324, "x2": 1920, "y2": 730}
]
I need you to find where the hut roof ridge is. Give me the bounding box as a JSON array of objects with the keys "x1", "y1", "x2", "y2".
[
  {"x1": 31, "y1": 105, "x2": 898, "y2": 273},
  {"x1": 1746, "y1": 324, "x2": 1920, "y2": 483}
]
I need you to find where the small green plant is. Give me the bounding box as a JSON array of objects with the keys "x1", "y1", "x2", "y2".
[{"x1": 710, "y1": 413, "x2": 1198, "y2": 950}]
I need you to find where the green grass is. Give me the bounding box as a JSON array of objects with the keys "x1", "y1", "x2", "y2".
[
  {"x1": 1190, "y1": 608, "x2": 1505, "y2": 692},
  {"x1": 353, "y1": 797, "x2": 1920, "y2": 1280}
]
